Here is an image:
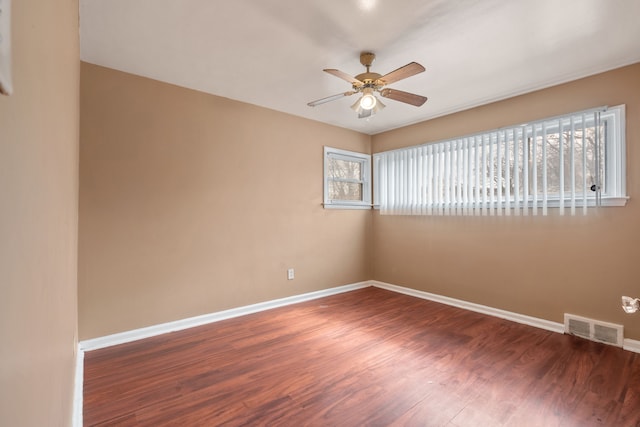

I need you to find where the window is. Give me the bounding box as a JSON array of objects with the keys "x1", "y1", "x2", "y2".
[
  {"x1": 324, "y1": 147, "x2": 371, "y2": 209},
  {"x1": 373, "y1": 105, "x2": 627, "y2": 216}
]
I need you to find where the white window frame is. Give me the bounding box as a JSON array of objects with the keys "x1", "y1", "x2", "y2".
[
  {"x1": 600, "y1": 105, "x2": 626, "y2": 203},
  {"x1": 373, "y1": 105, "x2": 627, "y2": 214},
  {"x1": 324, "y1": 146, "x2": 372, "y2": 209}
]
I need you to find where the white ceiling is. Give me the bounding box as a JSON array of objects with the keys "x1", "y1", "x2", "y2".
[{"x1": 80, "y1": 0, "x2": 640, "y2": 135}]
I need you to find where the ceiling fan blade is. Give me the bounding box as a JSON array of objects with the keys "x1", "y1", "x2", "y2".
[
  {"x1": 379, "y1": 88, "x2": 428, "y2": 107},
  {"x1": 307, "y1": 91, "x2": 355, "y2": 107},
  {"x1": 323, "y1": 69, "x2": 364, "y2": 87},
  {"x1": 377, "y1": 62, "x2": 425, "y2": 86}
]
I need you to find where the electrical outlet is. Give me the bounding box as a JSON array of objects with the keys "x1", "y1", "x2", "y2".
[{"x1": 287, "y1": 268, "x2": 294, "y2": 280}]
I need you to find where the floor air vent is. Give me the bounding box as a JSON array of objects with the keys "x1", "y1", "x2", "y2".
[{"x1": 564, "y1": 314, "x2": 623, "y2": 347}]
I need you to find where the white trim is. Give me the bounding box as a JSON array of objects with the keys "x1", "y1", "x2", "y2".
[
  {"x1": 71, "y1": 279, "x2": 640, "y2": 425},
  {"x1": 623, "y1": 338, "x2": 640, "y2": 354},
  {"x1": 370, "y1": 280, "x2": 565, "y2": 334},
  {"x1": 323, "y1": 146, "x2": 372, "y2": 209},
  {"x1": 73, "y1": 344, "x2": 84, "y2": 427},
  {"x1": 604, "y1": 105, "x2": 626, "y2": 199},
  {"x1": 80, "y1": 279, "x2": 640, "y2": 355},
  {"x1": 80, "y1": 282, "x2": 370, "y2": 351},
  {"x1": 323, "y1": 203, "x2": 373, "y2": 210}
]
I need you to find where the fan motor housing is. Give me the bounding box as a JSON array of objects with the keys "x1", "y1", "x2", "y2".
[{"x1": 355, "y1": 72, "x2": 382, "y2": 83}]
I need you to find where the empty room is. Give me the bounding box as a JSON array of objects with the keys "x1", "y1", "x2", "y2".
[{"x1": 2, "y1": 1, "x2": 640, "y2": 426}]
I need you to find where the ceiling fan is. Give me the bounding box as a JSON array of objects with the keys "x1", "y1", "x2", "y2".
[{"x1": 308, "y1": 52, "x2": 428, "y2": 119}]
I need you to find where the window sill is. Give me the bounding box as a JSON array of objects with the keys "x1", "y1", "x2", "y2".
[{"x1": 323, "y1": 203, "x2": 373, "y2": 210}]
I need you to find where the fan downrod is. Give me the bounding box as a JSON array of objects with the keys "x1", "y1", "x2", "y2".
[{"x1": 356, "y1": 52, "x2": 382, "y2": 83}]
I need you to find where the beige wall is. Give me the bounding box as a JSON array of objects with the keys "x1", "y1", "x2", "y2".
[
  {"x1": 80, "y1": 62, "x2": 640, "y2": 344},
  {"x1": 0, "y1": 0, "x2": 79, "y2": 425},
  {"x1": 79, "y1": 63, "x2": 371, "y2": 339},
  {"x1": 371, "y1": 63, "x2": 640, "y2": 340}
]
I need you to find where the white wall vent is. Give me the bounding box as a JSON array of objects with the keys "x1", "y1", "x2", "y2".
[{"x1": 564, "y1": 314, "x2": 623, "y2": 347}]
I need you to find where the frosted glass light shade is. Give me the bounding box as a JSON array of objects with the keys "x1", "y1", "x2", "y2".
[
  {"x1": 621, "y1": 296, "x2": 639, "y2": 314},
  {"x1": 359, "y1": 90, "x2": 377, "y2": 110}
]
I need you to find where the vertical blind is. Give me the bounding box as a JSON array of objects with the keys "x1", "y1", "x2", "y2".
[{"x1": 375, "y1": 107, "x2": 607, "y2": 216}]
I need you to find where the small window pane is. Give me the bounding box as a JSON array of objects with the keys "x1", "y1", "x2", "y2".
[
  {"x1": 329, "y1": 181, "x2": 362, "y2": 201},
  {"x1": 324, "y1": 146, "x2": 371, "y2": 209},
  {"x1": 328, "y1": 158, "x2": 362, "y2": 181}
]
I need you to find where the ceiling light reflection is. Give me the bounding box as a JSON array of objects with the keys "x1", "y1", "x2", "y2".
[{"x1": 357, "y1": 0, "x2": 377, "y2": 12}]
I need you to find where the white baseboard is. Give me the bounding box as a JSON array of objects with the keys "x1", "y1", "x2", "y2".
[
  {"x1": 73, "y1": 343, "x2": 84, "y2": 427},
  {"x1": 80, "y1": 279, "x2": 640, "y2": 355},
  {"x1": 371, "y1": 281, "x2": 640, "y2": 354},
  {"x1": 74, "y1": 278, "x2": 640, "y2": 422},
  {"x1": 80, "y1": 281, "x2": 370, "y2": 351},
  {"x1": 624, "y1": 338, "x2": 640, "y2": 353},
  {"x1": 371, "y1": 280, "x2": 565, "y2": 334}
]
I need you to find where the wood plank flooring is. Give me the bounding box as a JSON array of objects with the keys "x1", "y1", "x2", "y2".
[{"x1": 83, "y1": 287, "x2": 640, "y2": 426}]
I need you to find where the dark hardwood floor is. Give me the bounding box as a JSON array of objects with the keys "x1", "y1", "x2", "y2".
[{"x1": 84, "y1": 287, "x2": 640, "y2": 426}]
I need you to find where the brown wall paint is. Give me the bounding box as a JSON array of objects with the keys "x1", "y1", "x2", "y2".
[
  {"x1": 79, "y1": 63, "x2": 371, "y2": 339},
  {"x1": 371, "y1": 63, "x2": 640, "y2": 340},
  {"x1": 0, "y1": 0, "x2": 79, "y2": 425}
]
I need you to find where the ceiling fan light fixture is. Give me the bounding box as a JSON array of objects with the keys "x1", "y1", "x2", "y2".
[
  {"x1": 373, "y1": 96, "x2": 386, "y2": 113},
  {"x1": 351, "y1": 92, "x2": 385, "y2": 117},
  {"x1": 350, "y1": 98, "x2": 362, "y2": 112},
  {"x1": 359, "y1": 88, "x2": 377, "y2": 110}
]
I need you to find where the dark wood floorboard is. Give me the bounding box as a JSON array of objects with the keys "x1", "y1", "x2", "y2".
[{"x1": 84, "y1": 287, "x2": 640, "y2": 426}]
